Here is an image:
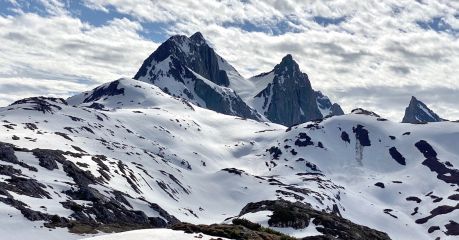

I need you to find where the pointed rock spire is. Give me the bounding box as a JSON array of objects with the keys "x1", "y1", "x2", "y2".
[
  {"x1": 190, "y1": 31, "x2": 206, "y2": 44},
  {"x1": 402, "y1": 96, "x2": 443, "y2": 123},
  {"x1": 251, "y1": 55, "x2": 343, "y2": 126}
]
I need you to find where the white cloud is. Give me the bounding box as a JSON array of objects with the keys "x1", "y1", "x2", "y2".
[
  {"x1": 0, "y1": 12, "x2": 157, "y2": 105},
  {"x1": 1, "y1": 0, "x2": 458, "y2": 121}
]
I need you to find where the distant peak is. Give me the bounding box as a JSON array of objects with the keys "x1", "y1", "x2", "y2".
[
  {"x1": 402, "y1": 96, "x2": 444, "y2": 123},
  {"x1": 408, "y1": 96, "x2": 425, "y2": 109},
  {"x1": 275, "y1": 54, "x2": 301, "y2": 74},
  {"x1": 190, "y1": 32, "x2": 207, "y2": 45},
  {"x1": 169, "y1": 34, "x2": 188, "y2": 42},
  {"x1": 280, "y1": 54, "x2": 295, "y2": 64},
  {"x1": 190, "y1": 32, "x2": 204, "y2": 40}
]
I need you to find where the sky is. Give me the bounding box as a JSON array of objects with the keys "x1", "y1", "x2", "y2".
[{"x1": 0, "y1": 0, "x2": 458, "y2": 121}]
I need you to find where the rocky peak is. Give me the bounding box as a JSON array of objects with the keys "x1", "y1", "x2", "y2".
[
  {"x1": 251, "y1": 55, "x2": 342, "y2": 126},
  {"x1": 272, "y1": 54, "x2": 306, "y2": 86},
  {"x1": 134, "y1": 32, "x2": 230, "y2": 87},
  {"x1": 278, "y1": 54, "x2": 295, "y2": 67},
  {"x1": 132, "y1": 32, "x2": 261, "y2": 121},
  {"x1": 189, "y1": 31, "x2": 206, "y2": 44},
  {"x1": 402, "y1": 96, "x2": 444, "y2": 124}
]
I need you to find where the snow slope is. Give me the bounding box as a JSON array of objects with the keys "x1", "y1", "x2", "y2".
[
  {"x1": 83, "y1": 229, "x2": 230, "y2": 240},
  {"x1": 0, "y1": 78, "x2": 458, "y2": 239}
]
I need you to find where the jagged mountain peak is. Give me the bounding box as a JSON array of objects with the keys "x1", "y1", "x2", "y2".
[
  {"x1": 249, "y1": 55, "x2": 343, "y2": 126},
  {"x1": 189, "y1": 31, "x2": 206, "y2": 43},
  {"x1": 402, "y1": 96, "x2": 444, "y2": 123},
  {"x1": 167, "y1": 32, "x2": 208, "y2": 47},
  {"x1": 134, "y1": 32, "x2": 232, "y2": 86},
  {"x1": 133, "y1": 32, "x2": 262, "y2": 121},
  {"x1": 279, "y1": 53, "x2": 294, "y2": 65},
  {"x1": 273, "y1": 54, "x2": 305, "y2": 83}
]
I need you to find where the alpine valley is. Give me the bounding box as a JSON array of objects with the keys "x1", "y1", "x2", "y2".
[{"x1": 0, "y1": 33, "x2": 458, "y2": 240}]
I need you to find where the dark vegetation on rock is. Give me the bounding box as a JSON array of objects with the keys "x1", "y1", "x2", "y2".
[{"x1": 238, "y1": 200, "x2": 391, "y2": 240}]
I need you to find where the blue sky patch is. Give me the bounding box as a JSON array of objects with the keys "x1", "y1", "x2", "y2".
[
  {"x1": 313, "y1": 16, "x2": 347, "y2": 27},
  {"x1": 417, "y1": 17, "x2": 458, "y2": 35},
  {"x1": 222, "y1": 16, "x2": 302, "y2": 35}
]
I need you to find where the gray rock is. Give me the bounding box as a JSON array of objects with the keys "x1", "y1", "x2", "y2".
[
  {"x1": 239, "y1": 200, "x2": 391, "y2": 240},
  {"x1": 253, "y1": 55, "x2": 343, "y2": 126},
  {"x1": 402, "y1": 96, "x2": 444, "y2": 123},
  {"x1": 134, "y1": 32, "x2": 262, "y2": 121}
]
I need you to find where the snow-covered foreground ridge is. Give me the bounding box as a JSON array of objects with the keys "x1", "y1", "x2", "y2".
[
  {"x1": 83, "y1": 228, "x2": 230, "y2": 240},
  {"x1": 0, "y1": 78, "x2": 458, "y2": 239}
]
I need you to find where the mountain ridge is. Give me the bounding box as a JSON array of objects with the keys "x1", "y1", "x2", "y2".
[{"x1": 134, "y1": 32, "x2": 343, "y2": 126}]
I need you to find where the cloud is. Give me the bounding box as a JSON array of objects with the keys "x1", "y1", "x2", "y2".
[
  {"x1": 330, "y1": 85, "x2": 459, "y2": 121},
  {"x1": 0, "y1": 0, "x2": 458, "y2": 122},
  {"x1": 0, "y1": 11, "x2": 157, "y2": 104}
]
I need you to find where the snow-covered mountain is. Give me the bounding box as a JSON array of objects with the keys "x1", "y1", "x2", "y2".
[
  {"x1": 248, "y1": 54, "x2": 344, "y2": 126},
  {"x1": 1, "y1": 78, "x2": 458, "y2": 240},
  {"x1": 133, "y1": 33, "x2": 342, "y2": 127},
  {"x1": 1, "y1": 32, "x2": 458, "y2": 240},
  {"x1": 402, "y1": 96, "x2": 445, "y2": 124},
  {"x1": 133, "y1": 32, "x2": 263, "y2": 121}
]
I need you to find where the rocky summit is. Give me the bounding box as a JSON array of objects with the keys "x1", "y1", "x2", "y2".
[
  {"x1": 402, "y1": 96, "x2": 444, "y2": 124},
  {"x1": 133, "y1": 32, "x2": 263, "y2": 121},
  {"x1": 250, "y1": 54, "x2": 343, "y2": 126}
]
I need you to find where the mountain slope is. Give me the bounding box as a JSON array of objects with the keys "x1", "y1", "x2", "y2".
[
  {"x1": 248, "y1": 54, "x2": 344, "y2": 126},
  {"x1": 402, "y1": 96, "x2": 444, "y2": 123},
  {"x1": 133, "y1": 33, "x2": 262, "y2": 121},
  {"x1": 1, "y1": 78, "x2": 458, "y2": 239}
]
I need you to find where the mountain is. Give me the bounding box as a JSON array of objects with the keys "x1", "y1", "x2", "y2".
[
  {"x1": 402, "y1": 96, "x2": 444, "y2": 123},
  {"x1": 133, "y1": 32, "x2": 343, "y2": 127},
  {"x1": 248, "y1": 54, "x2": 344, "y2": 126},
  {"x1": 133, "y1": 32, "x2": 263, "y2": 121},
  {"x1": 1, "y1": 78, "x2": 459, "y2": 240}
]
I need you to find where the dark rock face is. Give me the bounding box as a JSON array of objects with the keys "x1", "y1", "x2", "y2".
[
  {"x1": 315, "y1": 91, "x2": 345, "y2": 117},
  {"x1": 193, "y1": 76, "x2": 260, "y2": 120},
  {"x1": 415, "y1": 140, "x2": 459, "y2": 186},
  {"x1": 389, "y1": 147, "x2": 406, "y2": 165},
  {"x1": 351, "y1": 108, "x2": 380, "y2": 117},
  {"x1": 133, "y1": 32, "x2": 261, "y2": 121},
  {"x1": 445, "y1": 220, "x2": 459, "y2": 236},
  {"x1": 135, "y1": 32, "x2": 229, "y2": 87},
  {"x1": 253, "y1": 55, "x2": 343, "y2": 126},
  {"x1": 33, "y1": 149, "x2": 65, "y2": 170},
  {"x1": 341, "y1": 131, "x2": 350, "y2": 143},
  {"x1": 0, "y1": 142, "x2": 37, "y2": 171},
  {"x1": 0, "y1": 143, "x2": 178, "y2": 233},
  {"x1": 295, "y1": 132, "x2": 314, "y2": 147},
  {"x1": 402, "y1": 96, "x2": 444, "y2": 124},
  {"x1": 83, "y1": 80, "x2": 125, "y2": 103},
  {"x1": 353, "y1": 124, "x2": 371, "y2": 146},
  {"x1": 10, "y1": 97, "x2": 67, "y2": 114},
  {"x1": 239, "y1": 200, "x2": 391, "y2": 240}
]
